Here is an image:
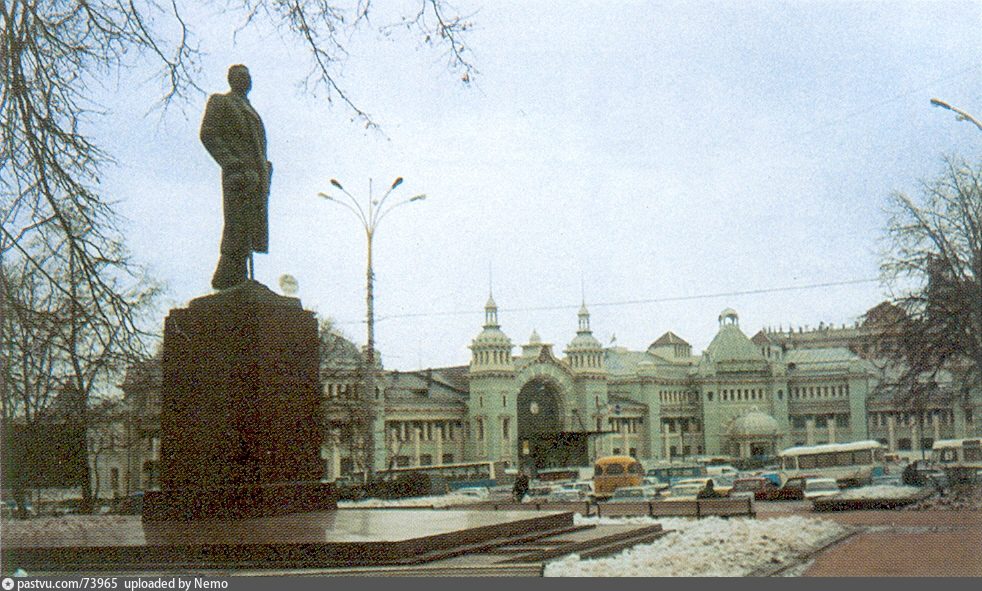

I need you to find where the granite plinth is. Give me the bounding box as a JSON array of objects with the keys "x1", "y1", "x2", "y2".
[
  {"x1": 1, "y1": 509, "x2": 575, "y2": 572},
  {"x1": 154, "y1": 281, "x2": 322, "y2": 520},
  {"x1": 142, "y1": 481, "x2": 337, "y2": 521}
]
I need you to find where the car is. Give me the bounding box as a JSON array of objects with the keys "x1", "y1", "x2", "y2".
[
  {"x1": 453, "y1": 486, "x2": 490, "y2": 500},
  {"x1": 803, "y1": 478, "x2": 841, "y2": 499},
  {"x1": 608, "y1": 486, "x2": 661, "y2": 502},
  {"x1": 871, "y1": 473, "x2": 904, "y2": 487},
  {"x1": 667, "y1": 481, "x2": 705, "y2": 500},
  {"x1": 547, "y1": 488, "x2": 585, "y2": 503},
  {"x1": 902, "y1": 460, "x2": 949, "y2": 489},
  {"x1": 706, "y1": 465, "x2": 738, "y2": 477},
  {"x1": 674, "y1": 476, "x2": 734, "y2": 497},
  {"x1": 730, "y1": 477, "x2": 780, "y2": 500},
  {"x1": 523, "y1": 485, "x2": 555, "y2": 502},
  {"x1": 564, "y1": 481, "x2": 595, "y2": 497}
]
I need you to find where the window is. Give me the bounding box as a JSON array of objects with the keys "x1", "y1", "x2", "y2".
[
  {"x1": 897, "y1": 438, "x2": 912, "y2": 451},
  {"x1": 669, "y1": 445, "x2": 678, "y2": 457},
  {"x1": 798, "y1": 455, "x2": 816, "y2": 469},
  {"x1": 815, "y1": 416, "x2": 828, "y2": 428},
  {"x1": 853, "y1": 450, "x2": 872, "y2": 464},
  {"x1": 607, "y1": 463, "x2": 626, "y2": 475},
  {"x1": 921, "y1": 438, "x2": 934, "y2": 450},
  {"x1": 395, "y1": 456, "x2": 410, "y2": 467},
  {"x1": 791, "y1": 416, "x2": 807, "y2": 429},
  {"x1": 836, "y1": 414, "x2": 850, "y2": 428},
  {"x1": 419, "y1": 454, "x2": 433, "y2": 466},
  {"x1": 967, "y1": 409, "x2": 974, "y2": 424},
  {"x1": 629, "y1": 447, "x2": 637, "y2": 458},
  {"x1": 707, "y1": 391, "x2": 714, "y2": 401},
  {"x1": 612, "y1": 448, "x2": 622, "y2": 455},
  {"x1": 502, "y1": 394, "x2": 506, "y2": 407},
  {"x1": 442, "y1": 453, "x2": 454, "y2": 464},
  {"x1": 502, "y1": 418, "x2": 510, "y2": 439},
  {"x1": 835, "y1": 451, "x2": 853, "y2": 466},
  {"x1": 477, "y1": 418, "x2": 484, "y2": 440},
  {"x1": 778, "y1": 390, "x2": 783, "y2": 400},
  {"x1": 816, "y1": 453, "x2": 836, "y2": 468}
]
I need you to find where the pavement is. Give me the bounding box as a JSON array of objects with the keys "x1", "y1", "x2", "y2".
[{"x1": 757, "y1": 501, "x2": 982, "y2": 576}]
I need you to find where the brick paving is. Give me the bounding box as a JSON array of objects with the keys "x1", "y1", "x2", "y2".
[{"x1": 757, "y1": 501, "x2": 982, "y2": 576}]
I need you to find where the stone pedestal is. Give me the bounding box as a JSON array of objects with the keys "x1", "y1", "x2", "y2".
[{"x1": 143, "y1": 281, "x2": 336, "y2": 520}]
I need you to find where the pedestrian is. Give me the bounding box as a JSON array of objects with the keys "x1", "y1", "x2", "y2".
[
  {"x1": 513, "y1": 471, "x2": 530, "y2": 502},
  {"x1": 696, "y1": 479, "x2": 721, "y2": 499}
]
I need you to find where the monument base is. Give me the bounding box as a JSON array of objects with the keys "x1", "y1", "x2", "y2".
[
  {"x1": 142, "y1": 481, "x2": 337, "y2": 521},
  {"x1": 153, "y1": 281, "x2": 326, "y2": 521}
]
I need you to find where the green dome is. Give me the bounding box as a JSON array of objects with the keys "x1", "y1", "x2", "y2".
[{"x1": 730, "y1": 410, "x2": 780, "y2": 438}]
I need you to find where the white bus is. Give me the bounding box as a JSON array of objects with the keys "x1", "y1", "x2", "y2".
[
  {"x1": 931, "y1": 439, "x2": 982, "y2": 482},
  {"x1": 778, "y1": 440, "x2": 886, "y2": 486}
]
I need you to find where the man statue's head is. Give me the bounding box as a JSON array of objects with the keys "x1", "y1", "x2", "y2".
[{"x1": 228, "y1": 64, "x2": 252, "y2": 95}]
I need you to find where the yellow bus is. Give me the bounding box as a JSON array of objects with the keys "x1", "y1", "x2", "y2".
[{"x1": 593, "y1": 455, "x2": 644, "y2": 499}]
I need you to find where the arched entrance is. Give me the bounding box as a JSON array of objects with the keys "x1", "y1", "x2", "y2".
[{"x1": 517, "y1": 378, "x2": 576, "y2": 472}]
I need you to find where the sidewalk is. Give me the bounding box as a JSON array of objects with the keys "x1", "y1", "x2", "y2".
[{"x1": 759, "y1": 503, "x2": 982, "y2": 576}]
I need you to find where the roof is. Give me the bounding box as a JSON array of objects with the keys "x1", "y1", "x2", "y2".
[
  {"x1": 604, "y1": 348, "x2": 658, "y2": 376},
  {"x1": 705, "y1": 324, "x2": 764, "y2": 363},
  {"x1": 729, "y1": 411, "x2": 780, "y2": 437},
  {"x1": 779, "y1": 440, "x2": 883, "y2": 456},
  {"x1": 784, "y1": 348, "x2": 858, "y2": 368},
  {"x1": 651, "y1": 331, "x2": 690, "y2": 347}
]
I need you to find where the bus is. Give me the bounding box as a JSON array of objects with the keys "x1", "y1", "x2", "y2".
[
  {"x1": 593, "y1": 455, "x2": 644, "y2": 499},
  {"x1": 778, "y1": 440, "x2": 886, "y2": 487},
  {"x1": 931, "y1": 439, "x2": 982, "y2": 483},
  {"x1": 377, "y1": 461, "x2": 508, "y2": 491}
]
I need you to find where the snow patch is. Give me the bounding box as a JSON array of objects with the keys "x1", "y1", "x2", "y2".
[
  {"x1": 835, "y1": 485, "x2": 922, "y2": 500},
  {"x1": 338, "y1": 493, "x2": 481, "y2": 508},
  {"x1": 546, "y1": 515, "x2": 845, "y2": 577}
]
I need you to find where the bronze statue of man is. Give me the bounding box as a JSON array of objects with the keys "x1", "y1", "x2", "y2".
[{"x1": 200, "y1": 64, "x2": 272, "y2": 290}]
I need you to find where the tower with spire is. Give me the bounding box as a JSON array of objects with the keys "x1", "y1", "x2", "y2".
[{"x1": 468, "y1": 293, "x2": 515, "y2": 462}]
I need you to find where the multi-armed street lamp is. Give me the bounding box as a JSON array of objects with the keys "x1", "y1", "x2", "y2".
[
  {"x1": 930, "y1": 98, "x2": 982, "y2": 133},
  {"x1": 317, "y1": 178, "x2": 426, "y2": 480}
]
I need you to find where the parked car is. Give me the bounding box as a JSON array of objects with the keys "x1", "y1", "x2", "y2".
[
  {"x1": 903, "y1": 460, "x2": 949, "y2": 489},
  {"x1": 523, "y1": 485, "x2": 555, "y2": 502},
  {"x1": 608, "y1": 486, "x2": 661, "y2": 502},
  {"x1": 547, "y1": 488, "x2": 585, "y2": 503},
  {"x1": 731, "y1": 477, "x2": 781, "y2": 500},
  {"x1": 803, "y1": 478, "x2": 841, "y2": 499},
  {"x1": 563, "y1": 481, "x2": 595, "y2": 497},
  {"x1": 706, "y1": 465, "x2": 739, "y2": 477},
  {"x1": 454, "y1": 486, "x2": 490, "y2": 500}
]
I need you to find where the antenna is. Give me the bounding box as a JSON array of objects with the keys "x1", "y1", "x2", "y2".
[{"x1": 488, "y1": 261, "x2": 494, "y2": 297}]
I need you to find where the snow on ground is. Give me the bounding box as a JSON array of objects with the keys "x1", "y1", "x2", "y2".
[
  {"x1": 1, "y1": 515, "x2": 134, "y2": 537},
  {"x1": 835, "y1": 485, "x2": 922, "y2": 500},
  {"x1": 545, "y1": 515, "x2": 845, "y2": 577},
  {"x1": 338, "y1": 493, "x2": 482, "y2": 508}
]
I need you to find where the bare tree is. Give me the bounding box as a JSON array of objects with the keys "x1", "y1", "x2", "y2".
[
  {"x1": 877, "y1": 156, "x2": 982, "y2": 437},
  {"x1": 2, "y1": 0, "x2": 474, "y2": 509}
]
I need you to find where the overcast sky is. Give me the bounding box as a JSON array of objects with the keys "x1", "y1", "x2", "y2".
[{"x1": 94, "y1": 1, "x2": 982, "y2": 370}]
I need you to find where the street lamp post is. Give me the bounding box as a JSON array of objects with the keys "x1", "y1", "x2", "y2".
[
  {"x1": 318, "y1": 178, "x2": 426, "y2": 481},
  {"x1": 930, "y1": 98, "x2": 982, "y2": 133}
]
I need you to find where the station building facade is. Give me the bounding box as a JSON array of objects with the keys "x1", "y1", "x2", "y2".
[{"x1": 116, "y1": 299, "x2": 982, "y2": 491}]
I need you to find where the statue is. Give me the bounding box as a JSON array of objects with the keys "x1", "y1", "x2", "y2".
[{"x1": 200, "y1": 64, "x2": 273, "y2": 290}]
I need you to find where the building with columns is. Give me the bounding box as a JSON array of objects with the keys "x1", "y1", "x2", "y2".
[{"x1": 117, "y1": 299, "x2": 981, "y2": 489}]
